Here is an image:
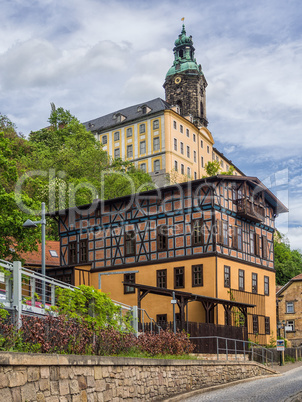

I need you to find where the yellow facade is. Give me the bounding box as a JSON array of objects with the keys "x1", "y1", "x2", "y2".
[
  {"x1": 97, "y1": 108, "x2": 241, "y2": 185},
  {"x1": 86, "y1": 254, "x2": 275, "y2": 345}
]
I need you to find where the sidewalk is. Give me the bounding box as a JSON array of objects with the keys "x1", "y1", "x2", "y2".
[{"x1": 275, "y1": 360, "x2": 302, "y2": 374}]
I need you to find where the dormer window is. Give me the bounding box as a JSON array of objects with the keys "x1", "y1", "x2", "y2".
[
  {"x1": 138, "y1": 105, "x2": 151, "y2": 114},
  {"x1": 113, "y1": 113, "x2": 126, "y2": 123}
]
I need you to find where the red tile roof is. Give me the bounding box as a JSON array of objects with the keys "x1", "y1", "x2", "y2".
[
  {"x1": 21, "y1": 241, "x2": 60, "y2": 268},
  {"x1": 292, "y1": 273, "x2": 302, "y2": 281}
]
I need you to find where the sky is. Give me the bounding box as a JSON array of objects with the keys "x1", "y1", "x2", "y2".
[{"x1": 0, "y1": 0, "x2": 301, "y2": 250}]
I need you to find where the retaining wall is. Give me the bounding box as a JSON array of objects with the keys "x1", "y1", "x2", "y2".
[{"x1": 0, "y1": 352, "x2": 278, "y2": 401}]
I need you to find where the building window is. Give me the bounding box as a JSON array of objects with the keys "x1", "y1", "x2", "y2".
[
  {"x1": 224, "y1": 265, "x2": 230, "y2": 288},
  {"x1": 180, "y1": 124, "x2": 183, "y2": 133},
  {"x1": 187, "y1": 146, "x2": 190, "y2": 158},
  {"x1": 154, "y1": 159, "x2": 160, "y2": 172},
  {"x1": 127, "y1": 145, "x2": 133, "y2": 158},
  {"x1": 217, "y1": 221, "x2": 229, "y2": 246},
  {"x1": 265, "y1": 317, "x2": 270, "y2": 334},
  {"x1": 194, "y1": 172, "x2": 197, "y2": 180},
  {"x1": 181, "y1": 164, "x2": 184, "y2": 175},
  {"x1": 142, "y1": 106, "x2": 147, "y2": 114},
  {"x1": 192, "y1": 219, "x2": 204, "y2": 245},
  {"x1": 194, "y1": 150, "x2": 196, "y2": 162},
  {"x1": 252, "y1": 273, "x2": 258, "y2": 294},
  {"x1": 180, "y1": 142, "x2": 184, "y2": 154},
  {"x1": 153, "y1": 137, "x2": 160, "y2": 151},
  {"x1": 114, "y1": 148, "x2": 120, "y2": 158},
  {"x1": 187, "y1": 167, "x2": 191, "y2": 177},
  {"x1": 201, "y1": 140, "x2": 203, "y2": 148},
  {"x1": 126, "y1": 127, "x2": 132, "y2": 137},
  {"x1": 250, "y1": 232, "x2": 255, "y2": 254},
  {"x1": 153, "y1": 119, "x2": 159, "y2": 130},
  {"x1": 264, "y1": 276, "x2": 269, "y2": 296},
  {"x1": 239, "y1": 269, "x2": 245, "y2": 291},
  {"x1": 157, "y1": 269, "x2": 167, "y2": 288},
  {"x1": 253, "y1": 315, "x2": 259, "y2": 334},
  {"x1": 174, "y1": 138, "x2": 177, "y2": 151},
  {"x1": 193, "y1": 133, "x2": 196, "y2": 142},
  {"x1": 233, "y1": 226, "x2": 242, "y2": 251},
  {"x1": 186, "y1": 128, "x2": 189, "y2": 137},
  {"x1": 157, "y1": 314, "x2": 167, "y2": 329},
  {"x1": 79, "y1": 240, "x2": 88, "y2": 263},
  {"x1": 69, "y1": 242, "x2": 76, "y2": 264},
  {"x1": 114, "y1": 131, "x2": 120, "y2": 141},
  {"x1": 174, "y1": 267, "x2": 185, "y2": 289},
  {"x1": 140, "y1": 163, "x2": 146, "y2": 173},
  {"x1": 226, "y1": 164, "x2": 229, "y2": 171},
  {"x1": 157, "y1": 225, "x2": 168, "y2": 251},
  {"x1": 174, "y1": 160, "x2": 178, "y2": 171},
  {"x1": 207, "y1": 145, "x2": 210, "y2": 154},
  {"x1": 212, "y1": 152, "x2": 215, "y2": 161},
  {"x1": 221, "y1": 160, "x2": 224, "y2": 168},
  {"x1": 139, "y1": 124, "x2": 145, "y2": 134},
  {"x1": 125, "y1": 231, "x2": 136, "y2": 256},
  {"x1": 173, "y1": 121, "x2": 177, "y2": 129},
  {"x1": 124, "y1": 273, "x2": 135, "y2": 294},
  {"x1": 201, "y1": 156, "x2": 204, "y2": 167},
  {"x1": 192, "y1": 265, "x2": 203, "y2": 287},
  {"x1": 102, "y1": 135, "x2": 107, "y2": 145},
  {"x1": 286, "y1": 301, "x2": 294, "y2": 313},
  {"x1": 286, "y1": 320, "x2": 295, "y2": 332},
  {"x1": 140, "y1": 141, "x2": 146, "y2": 154}
]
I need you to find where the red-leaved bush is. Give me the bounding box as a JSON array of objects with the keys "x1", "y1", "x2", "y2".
[
  {"x1": 1, "y1": 314, "x2": 194, "y2": 357},
  {"x1": 137, "y1": 330, "x2": 195, "y2": 356}
]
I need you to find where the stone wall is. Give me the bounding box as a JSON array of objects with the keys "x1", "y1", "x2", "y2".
[{"x1": 0, "y1": 352, "x2": 278, "y2": 401}]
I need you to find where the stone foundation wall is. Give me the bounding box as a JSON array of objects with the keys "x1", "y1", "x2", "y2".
[{"x1": 0, "y1": 352, "x2": 278, "y2": 401}]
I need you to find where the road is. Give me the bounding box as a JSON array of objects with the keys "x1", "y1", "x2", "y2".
[{"x1": 182, "y1": 366, "x2": 302, "y2": 402}]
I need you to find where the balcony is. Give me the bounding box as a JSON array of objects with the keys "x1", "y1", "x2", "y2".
[{"x1": 236, "y1": 198, "x2": 265, "y2": 223}]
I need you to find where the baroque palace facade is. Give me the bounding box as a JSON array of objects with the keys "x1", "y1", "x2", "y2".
[
  {"x1": 47, "y1": 26, "x2": 287, "y2": 345},
  {"x1": 83, "y1": 25, "x2": 243, "y2": 186}
]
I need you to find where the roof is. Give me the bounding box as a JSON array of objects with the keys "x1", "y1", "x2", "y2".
[
  {"x1": 48, "y1": 175, "x2": 288, "y2": 218},
  {"x1": 276, "y1": 273, "x2": 302, "y2": 296},
  {"x1": 213, "y1": 147, "x2": 245, "y2": 176},
  {"x1": 21, "y1": 241, "x2": 60, "y2": 268},
  {"x1": 83, "y1": 98, "x2": 171, "y2": 133}
]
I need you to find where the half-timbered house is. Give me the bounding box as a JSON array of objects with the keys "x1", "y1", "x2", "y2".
[{"x1": 49, "y1": 175, "x2": 288, "y2": 344}]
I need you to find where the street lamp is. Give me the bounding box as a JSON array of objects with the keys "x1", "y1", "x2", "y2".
[{"x1": 23, "y1": 202, "x2": 46, "y2": 307}]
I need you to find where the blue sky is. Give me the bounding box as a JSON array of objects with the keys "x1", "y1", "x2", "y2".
[{"x1": 1, "y1": 0, "x2": 301, "y2": 250}]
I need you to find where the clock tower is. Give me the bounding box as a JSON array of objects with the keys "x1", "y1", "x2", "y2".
[{"x1": 163, "y1": 25, "x2": 208, "y2": 127}]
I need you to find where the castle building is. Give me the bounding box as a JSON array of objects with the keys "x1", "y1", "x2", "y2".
[
  {"x1": 47, "y1": 26, "x2": 288, "y2": 345},
  {"x1": 83, "y1": 25, "x2": 243, "y2": 186}
]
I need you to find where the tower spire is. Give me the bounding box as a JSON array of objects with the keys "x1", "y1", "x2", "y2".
[{"x1": 163, "y1": 25, "x2": 208, "y2": 127}]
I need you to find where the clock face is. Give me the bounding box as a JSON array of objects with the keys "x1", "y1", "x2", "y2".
[{"x1": 174, "y1": 76, "x2": 182, "y2": 84}]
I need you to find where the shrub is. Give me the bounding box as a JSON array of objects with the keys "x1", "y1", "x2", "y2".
[{"x1": 137, "y1": 330, "x2": 195, "y2": 356}]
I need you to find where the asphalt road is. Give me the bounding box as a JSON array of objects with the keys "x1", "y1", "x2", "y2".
[{"x1": 182, "y1": 366, "x2": 302, "y2": 402}]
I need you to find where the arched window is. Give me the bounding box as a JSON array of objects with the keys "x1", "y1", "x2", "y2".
[{"x1": 179, "y1": 49, "x2": 184, "y2": 58}]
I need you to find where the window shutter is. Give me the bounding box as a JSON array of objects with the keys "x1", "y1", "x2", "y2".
[
  {"x1": 233, "y1": 226, "x2": 238, "y2": 249},
  {"x1": 254, "y1": 233, "x2": 260, "y2": 256},
  {"x1": 217, "y1": 220, "x2": 223, "y2": 244},
  {"x1": 262, "y1": 236, "x2": 268, "y2": 259}
]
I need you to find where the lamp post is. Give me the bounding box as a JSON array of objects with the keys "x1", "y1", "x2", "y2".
[{"x1": 23, "y1": 202, "x2": 46, "y2": 307}]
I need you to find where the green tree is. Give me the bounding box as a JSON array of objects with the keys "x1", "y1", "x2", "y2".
[
  {"x1": 274, "y1": 232, "x2": 302, "y2": 285},
  {"x1": 0, "y1": 132, "x2": 40, "y2": 261},
  {"x1": 203, "y1": 160, "x2": 234, "y2": 177}
]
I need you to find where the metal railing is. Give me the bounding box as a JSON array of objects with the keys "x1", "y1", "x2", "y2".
[
  {"x1": 138, "y1": 308, "x2": 163, "y2": 334},
  {"x1": 189, "y1": 336, "x2": 274, "y2": 367},
  {"x1": 0, "y1": 260, "x2": 159, "y2": 335}
]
